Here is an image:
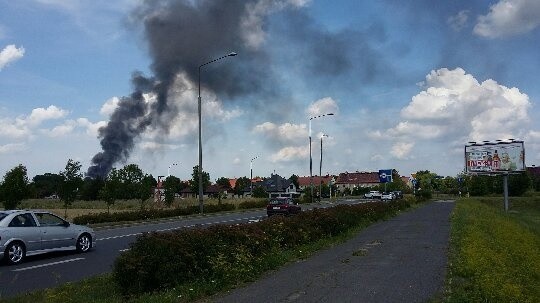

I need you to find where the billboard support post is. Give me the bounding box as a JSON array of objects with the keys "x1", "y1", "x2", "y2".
[{"x1": 503, "y1": 173, "x2": 509, "y2": 212}]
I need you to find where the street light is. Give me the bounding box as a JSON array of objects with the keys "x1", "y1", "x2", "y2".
[
  {"x1": 167, "y1": 163, "x2": 178, "y2": 177},
  {"x1": 198, "y1": 52, "x2": 237, "y2": 214},
  {"x1": 250, "y1": 156, "x2": 259, "y2": 197},
  {"x1": 319, "y1": 133, "x2": 328, "y2": 202},
  {"x1": 309, "y1": 113, "x2": 334, "y2": 204}
]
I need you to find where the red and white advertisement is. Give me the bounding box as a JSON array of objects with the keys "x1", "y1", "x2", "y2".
[{"x1": 465, "y1": 141, "x2": 525, "y2": 174}]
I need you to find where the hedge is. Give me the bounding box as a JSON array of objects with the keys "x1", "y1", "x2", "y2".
[{"x1": 113, "y1": 200, "x2": 410, "y2": 295}]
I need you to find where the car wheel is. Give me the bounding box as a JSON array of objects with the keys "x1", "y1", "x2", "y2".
[
  {"x1": 76, "y1": 234, "x2": 92, "y2": 253},
  {"x1": 5, "y1": 242, "x2": 25, "y2": 265}
]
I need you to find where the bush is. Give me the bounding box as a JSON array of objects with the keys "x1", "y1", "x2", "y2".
[
  {"x1": 238, "y1": 199, "x2": 267, "y2": 209},
  {"x1": 113, "y1": 200, "x2": 410, "y2": 295}
]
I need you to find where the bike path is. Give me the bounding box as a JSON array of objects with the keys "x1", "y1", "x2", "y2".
[{"x1": 213, "y1": 200, "x2": 455, "y2": 303}]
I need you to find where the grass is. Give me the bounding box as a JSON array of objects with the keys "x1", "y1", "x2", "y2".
[{"x1": 445, "y1": 195, "x2": 540, "y2": 302}]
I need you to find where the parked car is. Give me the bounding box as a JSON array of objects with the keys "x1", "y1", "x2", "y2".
[
  {"x1": 266, "y1": 197, "x2": 302, "y2": 217},
  {"x1": 0, "y1": 210, "x2": 95, "y2": 265},
  {"x1": 364, "y1": 191, "x2": 382, "y2": 199},
  {"x1": 391, "y1": 191, "x2": 403, "y2": 199},
  {"x1": 381, "y1": 192, "x2": 394, "y2": 201}
]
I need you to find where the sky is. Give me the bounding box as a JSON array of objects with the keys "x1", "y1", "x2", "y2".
[{"x1": 1, "y1": 0, "x2": 540, "y2": 182}]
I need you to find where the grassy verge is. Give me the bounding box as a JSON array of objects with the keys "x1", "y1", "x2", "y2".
[{"x1": 445, "y1": 197, "x2": 540, "y2": 302}]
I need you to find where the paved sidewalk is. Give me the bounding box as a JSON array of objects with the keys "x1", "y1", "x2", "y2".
[{"x1": 213, "y1": 200, "x2": 455, "y2": 303}]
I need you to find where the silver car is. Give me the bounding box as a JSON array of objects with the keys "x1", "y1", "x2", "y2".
[{"x1": 0, "y1": 210, "x2": 95, "y2": 265}]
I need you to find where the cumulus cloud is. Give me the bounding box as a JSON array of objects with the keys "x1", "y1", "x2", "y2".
[
  {"x1": 270, "y1": 146, "x2": 308, "y2": 162},
  {"x1": 0, "y1": 45, "x2": 25, "y2": 71},
  {"x1": 253, "y1": 121, "x2": 307, "y2": 144},
  {"x1": 0, "y1": 143, "x2": 26, "y2": 154},
  {"x1": 391, "y1": 142, "x2": 414, "y2": 159},
  {"x1": 139, "y1": 141, "x2": 181, "y2": 151},
  {"x1": 377, "y1": 67, "x2": 532, "y2": 157},
  {"x1": 100, "y1": 97, "x2": 120, "y2": 116},
  {"x1": 306, "y1": 97, "x2": 339, "y2": 117},
  {"x1": 474, "y1": 0, "x2": 540, "y2": 38},
  {"x1": 26, "y1": 105, "x2": 68, "y2": 126}
]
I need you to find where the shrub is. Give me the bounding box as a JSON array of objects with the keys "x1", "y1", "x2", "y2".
[
  {"x1": 113, "y1": 199, "x2": 410, "y2": 295},
  {"x1": 238, "y1": 199, "x2": 267, "y2": 209}
]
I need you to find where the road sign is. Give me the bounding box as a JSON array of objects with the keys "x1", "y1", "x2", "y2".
[{"x1": 379, "y1": 169, "x2": 393, "y2": 183}]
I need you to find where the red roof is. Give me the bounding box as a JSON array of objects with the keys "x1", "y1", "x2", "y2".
[
  {"x1": 336, "y1": 171, "x2": 379, "y2": 185},
  {"x1": 298, "y1": 175, "x2": 333, "y2": 186}
]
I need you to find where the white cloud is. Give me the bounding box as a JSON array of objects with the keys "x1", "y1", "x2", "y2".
[
  {"x1": 448, "y1": 10, "x2": 470, "y2": 31},
  {"x1": 233, "y1": 157, "x2": 241, "y2": 165},
  {"x1": 474, "y1": 0, "x2": 540, "y2": 38},
  {"x1": 253, "y1": 121, "x2": 307, "y2": 143},
  {"x1": 306, "y1": 97, "x2": 339, "y2": 118},
  {"x1": 76, "y1": 118, "x2": 106, "y2": 137},
  {"x1": 0, "y1": 45, "x2": 25, "y2": 71},
  {"x1": 42, "y1": 121, "x2": 76, "y2": 137},
  {"x1": 27, "y1": 105, "x2": 68, "y2": 126},
  {"x1": 0, "y1": 143, "x2": 26, "y2": 154},
  {"x1": 270, "y1": 146, "x2": 308, "y2": 162},
  {"x1": 0, "y1": 118, "x2": 30, "y2": 139},
  {"x1": 100, "y1": 97, "x2": 120, "y2": 116},
  {"x1": 391, "y1": 142, "x2": 414, "y2": 159},
  {"x1": 140, "y1": 141, "x2": 181, "y2": 151},
  {"x1": 371, "y1": 154, "x2": 384, "y2": 161}
]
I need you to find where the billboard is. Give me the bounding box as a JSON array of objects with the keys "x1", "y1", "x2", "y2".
[{"x1": 465, "y1": 141, "x2": 525, "y2": 174}]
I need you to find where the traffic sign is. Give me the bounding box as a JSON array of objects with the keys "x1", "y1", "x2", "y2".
[{"x1": 378, "y1": 169, "x2": 393, "y2": 183}]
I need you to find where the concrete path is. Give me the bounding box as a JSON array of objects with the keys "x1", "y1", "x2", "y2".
[{"x1": 213, "y1": 200, "x2": 455, "y2": 303}]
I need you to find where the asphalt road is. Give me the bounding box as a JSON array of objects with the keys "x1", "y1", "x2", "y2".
[
  {"x1": 213, "y1": 200, "x2": 455, "y2": 303},
  {"x1": 0, "y1": 199, "x2": 356, "y2": 299}
]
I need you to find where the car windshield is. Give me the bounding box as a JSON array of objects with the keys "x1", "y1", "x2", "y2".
[{"x1": 269, "y1": 199, "x2": 289, "y2": 205}]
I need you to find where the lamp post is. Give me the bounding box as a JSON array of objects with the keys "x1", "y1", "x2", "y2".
[
  {"x1": 319, "y1": 134, "x2": 328, "y2": 201},
  {"x1": 250, "y1": 156, "x2": 259, "y2": 197},
  {"x1": 198, "y1": 52, "x2": 237, "y2": 214},
  {"x1": 167, "y1": 163, "x2": 178, "y2": 177},
  {"x1": 309, "y1": 113, "x2": 334, "y2": 204}
]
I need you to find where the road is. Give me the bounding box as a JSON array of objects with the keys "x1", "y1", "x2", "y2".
[{"x1": 0, "y1": 199, "x2": 358, "y2": 298}]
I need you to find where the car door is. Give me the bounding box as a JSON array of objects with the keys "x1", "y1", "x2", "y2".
[
  {"x1": 8, "y1": 213, "x2": 42, "y2": 252},
  {"x1": 34, "y1": 212, "x2": 76, "y2": 250}
]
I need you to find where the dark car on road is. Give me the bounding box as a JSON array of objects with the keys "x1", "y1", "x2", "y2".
[{"x1": 266, "y1": 197, "x2": 301, "y2": 217}]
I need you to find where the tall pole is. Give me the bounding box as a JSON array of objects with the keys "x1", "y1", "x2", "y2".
[
  {"x1": 250, "y1": 156, "x2": 258, "y2": 196},
  {"x1": 503, "y1": 173, "x2": 509, "y2": 212},
  {"x1": 198, "y1": 52, "x2": 237, "y2": 214},
  {"x1": 167, "y1": 163, "x2": 178, "y2": 177},
  {"x1": 308, "y1": 113, "x2": 334, "y2": 204},
  {"x1": 319, "y1": 134, "x2": 328, "y2": 202}
]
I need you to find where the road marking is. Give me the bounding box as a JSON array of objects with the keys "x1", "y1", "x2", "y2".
[
  {"x1": 97, "y1": 232, "x2": 142, "y2": 241},
  {"x1": 119, "y1": 248, "x2": 130, "y2": 252},
  {"x1": 12, "y1": 258, "x2": 85, "y2": 272}
]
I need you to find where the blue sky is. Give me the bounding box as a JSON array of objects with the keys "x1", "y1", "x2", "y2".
[{"x1": 1, "y1": 0, "x2": 540, "y2": 181}]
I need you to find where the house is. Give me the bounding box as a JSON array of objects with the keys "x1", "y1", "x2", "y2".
[
  {"x1": 335, "y1": 171, "x2": 380, "y2": 192},
  {"x1": 528, "y1": 166, "x2": 540, "y2": 178},
  {"x1": 252, "y1": 174, "x2": 300, "y2": 199},
  {"x1": 297, "y1": 175, "x2": 335, "y2": 190}
]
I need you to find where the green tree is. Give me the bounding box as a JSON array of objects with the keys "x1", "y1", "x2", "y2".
[
  {"x1": 138, "y1": 174, "x2": 155, "y2": 210},
  {"x1": 0, "y1": 164, "x2": 29, "y2": 210},
  {"x1": 289, "y1": 174, "x2": 299, "y2": 189},
  {"x1": 58, "y1": 159, "x2": 83, "y2": 218},
  {"x1": 99, "y1": 168, "x2": 121, "y2": 213},
  {"x1": 234, "y1": 176, "x2": 250, "y2": 196},
  {"x1": 252, "y1": 185, "x2": 267, "y2": 198},
  {"x1": 31, "y1": 173, "x2": 62, "y2": 198},
  {"x1": 215, "y1": 177, "x2": 232, "y2": 191},
  {"x1": 190, "y1": 165, "x2": 210, "y2": 197},
  {"x1": 80, "y1": 177, "x2": 105, "y2": 201},
  {"x1": 118, "y1": 164, "x2": 145, "y2": 199},
  {"x1": 163, "y1": 175, "x2": 181, "y2": 207}
]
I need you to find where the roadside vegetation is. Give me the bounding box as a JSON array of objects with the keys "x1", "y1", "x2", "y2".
[
  {"x1": 445, "y1": 194, "x2": 540, "y2": 302},
  {"x1": 3, "y1": 198, "x2": 416, "y2": 303}
]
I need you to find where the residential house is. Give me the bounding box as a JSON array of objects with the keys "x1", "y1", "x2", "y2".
[
  {"x1": 297, "y1": 175, "x2": 335, "y2": 191},
  {"x1": 252, "y1": 174, "x2": 300, "y2": 199},
  {"x1": 335, "y1": 171, "x2": 380, "y2": 192}
]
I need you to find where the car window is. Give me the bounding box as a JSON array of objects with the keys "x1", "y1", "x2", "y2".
[
  {"x1": 8, "y1": 214, "x2": 37, "y2": 227},
  {"x1": 35, "y1": 213, "x2": 65, "y2": 226}
]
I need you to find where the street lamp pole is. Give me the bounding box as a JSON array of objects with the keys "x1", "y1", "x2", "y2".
[
  {"x1": 309, "y1": 113, "x2": 334, "y2": 204},
  {"x1": 250, "y1": 156, "x2": 259, "y2": 197},
  {"x1": 319, "y1": 134, "x2": 328, "y2": 201},
  {"x1": 198, "y1": 52, "x2": 237, "y2": 214}
]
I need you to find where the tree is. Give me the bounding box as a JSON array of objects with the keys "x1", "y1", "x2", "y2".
[
  {"x1": 31, "y1": 173, "x2": 62, "y2": 198},
  {"x1": 99, "y1": 168, "x2": 121, "y2": 214},
  {"x1": 289, "y1": 174, "x2": 299, "y2": 189},
  {"x1": 0, "y1": 164, "x2": 30, "y2": 210},
  {"x1": 118, "y1": 164, "x2": 145, "y2": 199},
  {"x1": 137, "y1": 174, "x2": 155, "y2": 210},
  {"x1": 215, "y1": 177, "x2": 232, "y2": 191},
  {"x1": 252, "y1": 185, "x2": 267, "y2": 198},
  {"x1": 190, "y1": 165, "x2": 210, "y2": 197},
  {"x1": 80, "y1": 177, "x2": 105, "y2": 201},
  {"x1": 58, "y1": 159, "x2": 83, "y2": 218},
  {"x1": 163, "y1": 175, "x2": 181, "y2": 207},
  {"x1": 234, "y1": 176, "x2": 250, "y2": 196}
]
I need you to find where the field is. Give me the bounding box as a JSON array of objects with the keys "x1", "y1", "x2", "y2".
[{"x1": 445, "y1": 194, "x2": 540, "y2": 302}]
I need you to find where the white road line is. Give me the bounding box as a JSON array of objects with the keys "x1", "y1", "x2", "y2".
[
  {"x1": 12, "y1": 258, "x2": 85, "y2": 272},
  {"x1": 97, "y1": 232, "x2": 142, "y2": 241},
  {"x1": 119, "y1": 248, "x2": 130, "y2": 252}
]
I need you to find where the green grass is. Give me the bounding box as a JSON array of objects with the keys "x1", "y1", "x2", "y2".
[{"x1": 445, "y1": 197, "x2": 540, "y2": 302}]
